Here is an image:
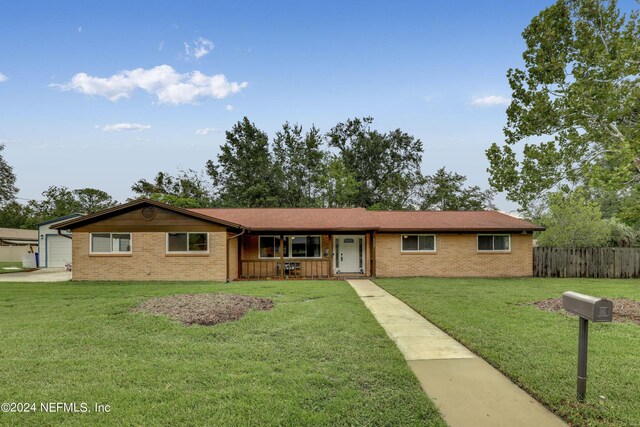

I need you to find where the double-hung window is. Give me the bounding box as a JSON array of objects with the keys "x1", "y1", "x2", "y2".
[
  {"x1": 259, "y1": 236, "x2": 289, "y2": 258},
  {"x1": 401, "y1": 234, "x2": 436, "y2": 252},
  {"x1": 166, "y1": 232, "x2": 209, "y2": 253},
  {"x1": 90, "y1": 233, "x2": 132, "y2": 254},
  {"x1": 477, "y1": 234, "x2": 510, "y2": 252}
]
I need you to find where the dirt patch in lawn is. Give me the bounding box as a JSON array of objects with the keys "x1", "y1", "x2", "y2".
[
  {"x1": 132, "y1": 294, "x2": 274, "y2": 326},
  {"x1": 532, "y1": 297, "x2": 640, "y2": 325}
]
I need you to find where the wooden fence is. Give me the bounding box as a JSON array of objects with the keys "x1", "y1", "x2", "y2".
[{"x1": 533, "y1": 247, "x2": 640, "y2": 278}]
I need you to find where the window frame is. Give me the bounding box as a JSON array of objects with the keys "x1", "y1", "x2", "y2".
[
  {"x1": 400, "y1": 234, "x2": 437, "y2": 253},
  {"x1": 165, "y1": 232, "x2": 210, "y2": 254},
  {"x1": 258, "y1": 235, "x2": 323, "y2": 259},
  {"x1": 89, "y1": 232, "x2": 132, "y2": 254},
  {"x1": 476, "y1": 234, "x2": 511, "y2": 252}
]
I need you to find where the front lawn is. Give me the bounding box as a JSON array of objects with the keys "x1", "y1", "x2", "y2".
[
  {"x1": 0, "y1": 281, "x2": 444, "y2": 426},
  {"x1": 0, "y1": 261, "x2": 24, "y2": 274},
  {"x1": 376, "y1": 277, "x2": 640, "y2": 427}
]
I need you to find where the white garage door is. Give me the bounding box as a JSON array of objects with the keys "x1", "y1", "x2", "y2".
[{"x1": 46, "y1": 235, "x2": 72, "y2": 268}]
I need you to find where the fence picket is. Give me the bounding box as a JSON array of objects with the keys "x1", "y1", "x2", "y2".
[{"x1": 533, "y1": 247, "x2": 640, "y2": 278}]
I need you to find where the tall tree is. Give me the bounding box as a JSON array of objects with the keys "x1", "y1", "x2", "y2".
[
  {"x1": 272, "y1": 123, "x2": 327, "y2": 207},
  {"x1": 327, "y1": 117, "x2": 424, "y2": 209},
  {"x1": 0, "y1": 144, "x2": 18, "y2": 207},
  {"x1": 206, "y1": 117, "x2": 279, "y2": 207},
  {"x1": 319, "y1": 157, "x2": 360, "y2": 208},
  {"x1": 419, "y1": 167, "x2": 495, "y2": 210},
  {"x1": 536, "y1": 190, "x2": 612, "y2": 247},
  {"x1": 74, "y1": 188, "x2": 117, "y2": 213},
  {"x1": 486, "y1": 0, "x2": 640, "y2": 211},
  {"x1": 132, "y1": 169, "x2": 214, "y2": 207}
]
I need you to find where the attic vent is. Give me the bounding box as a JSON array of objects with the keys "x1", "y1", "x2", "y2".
[{"x1": 140, "y1": 206, "x2": 157, "y2": 221}]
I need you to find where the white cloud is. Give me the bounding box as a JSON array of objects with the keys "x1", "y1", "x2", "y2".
[
  {"x1": 225, "y1": 104, "x2": 234, "y2": 111},
  {"x1": 470, "y1": 95, "x2": 511, "y2": 107},
  {"x1": 195, "y1": 127, "x2": 221, "y2": 135},
  {"x1": 0, "y1": 73, "x2": 8, "y2": 82},
  {"x1": 184, "y1": 37, "x2": 214, "y2": 59},
  {"x1": 52, "y1": 64, "x2": 248, "y2": 105},
  {"x1": 99, "y1": 123, "x2": 151, "y2": 132},
  {"x1": 158, "y1": 41, "x2": 165, "y2": 51}
]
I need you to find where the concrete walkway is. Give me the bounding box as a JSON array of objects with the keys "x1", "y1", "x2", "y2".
[
  {"x1": 348, "y1": 279, "x2": 565, "y2": 427},
  {"x1": 0, "y1": 268, "x2": 71, "y2": 282}
]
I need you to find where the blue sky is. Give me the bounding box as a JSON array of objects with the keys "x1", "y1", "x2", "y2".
[{"x1": 1, "y1": 0, "x2": 629, "y2": 210}]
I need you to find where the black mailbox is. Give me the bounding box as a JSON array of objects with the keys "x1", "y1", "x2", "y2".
[{"x1": 562, "y1": 291, "x2": 613, "y2": 322}]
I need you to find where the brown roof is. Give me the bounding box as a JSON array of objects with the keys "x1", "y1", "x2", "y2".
[
  {"x1": 53, "y1": 199, "x2": 544, "y2": 232},
  {"x1": 367, "y1": 210, "x2": 544, "y2": 232},
  {"x1": 190, "y1": 208, "x2": 378, "y2": 231},
  {"x1": 191, "y1": 208, "x2": 544, "y2": 232}
]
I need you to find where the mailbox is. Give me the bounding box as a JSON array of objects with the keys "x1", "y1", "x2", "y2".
[
  {"x1": 562, "y1": 292, "x2": 613, "y2": 322},
  {"x1": 562, "y1": 291, "x2": 614, "y2": 402}
]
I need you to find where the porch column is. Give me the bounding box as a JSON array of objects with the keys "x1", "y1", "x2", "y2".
[
  {"x1": 279, "y1": 234, "x2": 285, "y2": 279},
  {"x1": 237, "y1": 235, "x2": 243, "y2": 278},
  {"x1": 371, "y1": 231, "x2": 377, "y2": 277},
  {"x1": 328, "y1": 234, "x2": 333, "y2": 278}
]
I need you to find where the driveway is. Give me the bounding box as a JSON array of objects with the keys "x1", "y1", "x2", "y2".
[{"x1": 0, "y1": 268, "x2": 71, "y2": 282}]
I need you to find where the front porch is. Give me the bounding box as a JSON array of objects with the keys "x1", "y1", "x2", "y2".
[{"x1": 235, "y1": 232, "x2": 376, "y2": 280}]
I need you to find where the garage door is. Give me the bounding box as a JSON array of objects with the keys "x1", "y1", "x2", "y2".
[{"x1": 46, "y1": 235, "x2": 72, "y2": 268}]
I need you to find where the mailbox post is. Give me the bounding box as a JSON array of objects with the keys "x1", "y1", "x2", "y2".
[{"x1": 562, "y1": 292, "x2": 613, "y2": 402}]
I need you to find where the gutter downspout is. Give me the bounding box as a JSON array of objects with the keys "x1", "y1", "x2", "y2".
[
  {"x1": 226, "y1": 228, "x2": 246, "y2": 283},
  {"x1": 57, "y1": 229, "x2": 72, "y2": 239}
]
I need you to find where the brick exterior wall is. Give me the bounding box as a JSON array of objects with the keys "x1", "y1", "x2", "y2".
[
  {"x1": 375, "y1": 233, "x2": 533, "y2": 278},
  {"x1": 72, "y1": 231, "x2": 228, "y2": 281}
]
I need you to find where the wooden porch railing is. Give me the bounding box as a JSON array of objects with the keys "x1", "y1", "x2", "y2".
[{"x1": 240, "y1": 259, "x2": 330, "y2": 279}]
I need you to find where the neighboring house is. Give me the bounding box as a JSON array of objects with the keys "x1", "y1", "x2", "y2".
[
  {"x1": 0, "y1": 228, "x2": 38, "y2": 262},
  {"x1": 37, "y1": 214, "x2": 83, "y2": 268},
  {"x1": 53, "y1": 199, "x2": 544, "y2": 281}
]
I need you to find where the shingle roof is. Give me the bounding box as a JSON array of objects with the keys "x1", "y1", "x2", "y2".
[
  {"x1": 191, "y1": 208, "x2": 544, "y2": 232},
  {"x1": 190, "y1": 208, "x2": 378, "y2": 231}
]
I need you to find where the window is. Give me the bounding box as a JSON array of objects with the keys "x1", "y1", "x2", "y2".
[
  {"x1": 166, "y1": 232, "x2": 208, "y2": 253},
  {"x1": 259, "y1": 235, "x2": 321, "y2": 258},
  {"x1": 259, "y1": 236, "x2": 289, "y2": 258},
  {"x1": 401, "y1": 235, "x2": 436, "y2": 252},
  {"x1": 477, "y1": 235, "x2": 510, "y2": 252},
  {"x1": 291, "y1": 236, "x2": 321, "y2": 258},
  {"x1": 90, "y1": 233, "x2": 131, "y2": 253}
]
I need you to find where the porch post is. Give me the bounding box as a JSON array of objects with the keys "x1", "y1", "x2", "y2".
[
  {"x1": 371, "y1": 231, "x2": 377, "y2": 277},
  {"x1": 279, "y1": 234, "x2": 285, "y2": 279},
  {"x1": 328, "y1": 234, "x2": 333, "y2": 278},
  {"x1": 237, "y1": 235, "x2": 243, "y2": 278}
]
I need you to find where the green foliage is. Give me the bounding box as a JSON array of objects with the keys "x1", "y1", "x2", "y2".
[
  {"x1": 132, "y1": 169, "x2": 214, "y2": 207},
  {"x1": 606, "y1": 217, "x2": 640, "y2": 247},
  {"x1": 419, "y1": 167, "x2": 495, "y2": 210},
  {"x1": 207, "y1": 117, "x2": 280, "y2": 207},
  {"x1": 487, "y1": 0, "x2": 640, "y2": 210},
  {"x1": 0, "y1": 201, "x2": 31, "y2": 228},
  {"x1": 73, "y1": 188, "x2": 117, "y2": 213},
  {"x1": 272, "y1": 123, "x2": 327, "y2": 207},
  {"x1": 0, "y1": 144, "x2": 18, "y2": 207},
  {"x1": 536, "y1": 190, "x2": 612, "y2": 247},
  {"x1": 319, "y1": 157, "x2": 360, "y2": 207},
  {"x1": 327, "y1": 117, "x2": 424, "y2": 209}
]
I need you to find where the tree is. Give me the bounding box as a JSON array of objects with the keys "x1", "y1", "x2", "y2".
[
  {"x1": 132, "y1": 169, "x2": 214, "y2": 207},
  {"x1": 327, "y1": 117, "x2": 424, "y2": 209},
  {"x1": 0, "y1": 144, "x2": 18, "y2": 207},
  {"x1": 74, "y1": 188, "x2": 117, "y2": 213},
  {"x1": 319, "y1": 157, "x2": 360, "y2": 207},
  {"x1": 206, "y1": 117, "x2": 279, "y2": 207},
  {"x1": 0, "y1": 201, "x2": 32, "y2": 229},
  {"x1": 29, "y1": 186, "x2": 80, "y2": 221},
  {"x1": 419, "y1": 167, "x2": 495, "y2": 210},
  {"x1": 486, "y1": 0, "x2": 640, "y2": 211},
  {"x1": 272, "y1": 123, "x2": 327, "y2": 207},
  {"x1": 536, "y1": 190, "x2": 612, "y2": 247}
]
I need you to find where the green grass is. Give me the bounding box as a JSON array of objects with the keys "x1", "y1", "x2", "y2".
[
  {"x1": 375, "y1": 277, "x2": 640, "y2": 427},
  {"x1": 0, "y1": 280, "x2": 444, "y2": 426},
  {"x1": 0, "y1": 262, "x2": 24, "y2": 273}
]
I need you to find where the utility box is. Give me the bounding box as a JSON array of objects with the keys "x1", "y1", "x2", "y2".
[{"x1": 562, "y1": 292, "x2": 613, "y2": 322}]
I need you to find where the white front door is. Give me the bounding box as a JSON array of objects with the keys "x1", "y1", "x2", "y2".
[{"x1": 334, "y1": 235, "x2": 365, "y2": 274}]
